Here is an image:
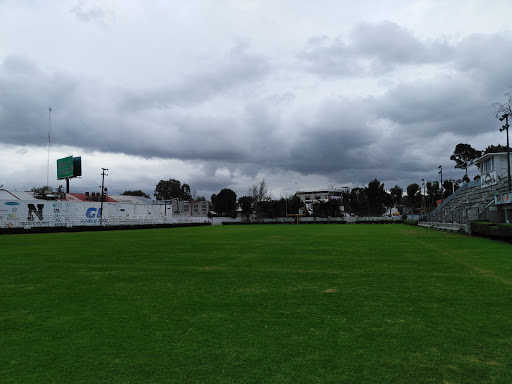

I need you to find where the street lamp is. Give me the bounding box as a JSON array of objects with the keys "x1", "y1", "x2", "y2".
[{"x1": 499, "y1": 113, "x2": 511, "y2": 192}]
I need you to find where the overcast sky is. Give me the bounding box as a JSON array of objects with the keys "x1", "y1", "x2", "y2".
[{"x1": 1, "y1": 0, "x2": 511, "y2": 199}]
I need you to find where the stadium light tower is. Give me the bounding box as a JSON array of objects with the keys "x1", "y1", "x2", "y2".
[
  {"x1": 499, "y1": 113, "x2": 511, "y2": 192},
  {"x1": 438, "y1": 165, "x2": 443, "y2": 201},
  {"x1": 421, "y1": 178, "x2": 425, "y2": 213}
]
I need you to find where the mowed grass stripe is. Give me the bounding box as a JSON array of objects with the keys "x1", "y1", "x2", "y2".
[{"x1": 1, "y1": 224, "x2": 512, "y2": 383}]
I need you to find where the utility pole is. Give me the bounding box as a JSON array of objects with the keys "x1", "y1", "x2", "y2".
[
  {"x1": 99, "y1": 168, "x2": 108, "y2": 226},
  {"x1": 499, "y1": 113, "x2": 511, "y2": 192}
]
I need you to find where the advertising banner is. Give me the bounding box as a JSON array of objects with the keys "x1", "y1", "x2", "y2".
[{"x1": 495, "y1": 192, "x2": 512, "y2": 205}]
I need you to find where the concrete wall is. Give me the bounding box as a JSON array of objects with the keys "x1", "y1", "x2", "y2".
[{"x1": 0, "y1": 199, "x2": 210, "y2": 229}]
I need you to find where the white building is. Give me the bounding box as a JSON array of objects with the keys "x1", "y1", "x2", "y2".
[
  {"x1": 475, "y1": 151, "x2": 512, "y2": 223},
  {"x1": 475, "y1": 152, "x2": 512, "y2": 188},
  {"x1": 295, "y1": 189, "x2": 344, "y2": 202}
]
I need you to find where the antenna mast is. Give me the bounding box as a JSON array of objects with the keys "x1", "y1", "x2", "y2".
[{"x1": 47, "y1": 107, "x2": 52, "y2": 188}]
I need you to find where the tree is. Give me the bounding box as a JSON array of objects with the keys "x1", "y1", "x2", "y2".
[
  {"x1": 484, "y1": 144, "x2": 508, "y2": 154},
  {"x1": 122, "y1": 190, "x2": 150, "y2": 198},
  {"x1": 312, "y1": 199, "x2": 342, "y2": 217},
  {"x1": 406, "y1": 183, "x2": 421, "y2": 213},
  {"x1": 492, "y1": 89, "x2": 512, "y2": 118},
  {"x1": 426, "y1": 181, "x2": 439, "y2": 211},
  {"x1": 286, "y1": 195, "x2": 303, "y2": 215},
  {"x1": 383, "y1": 192, "x2": 394, "y2": 216},
  {"x1": 238, "y1": 196, "x2": 254, "y2": 220},
  {"x1": 256, "y1": 199, "x2": 286, "y2": 219},
  {"x1": 450, "y1": 143, "x2": 482, "y2": 177},
  {"x1": 366, "y1": 179, "x2": 386, "y2": 216},
  {"x1": 442, "y1": 179, "x2": 458, "y2": 199},
  {"x1": 348, "y1": 187, "x2": 368, "y2": 216},
  {"x1": 248, "y1": 180, "x2": 269, "y2": 202},
  {"x1": 389, "y1": 185, "x2": 403, "y2": 210},
  {"x1": 31, "y1": 185, "x2": 54, "y2": 195},
  {"x1": 154, "y1": 179, "x2": 191, "y2": 201},
  {"x1": 451, "y1": 144, "x2": 481, "y2": 174},
  {"x1": 211, "y1": 188, "x2": 237, "y2": 217},
  {"x1": 180, "y1": 183, "x2": 192, "y2": 201}
]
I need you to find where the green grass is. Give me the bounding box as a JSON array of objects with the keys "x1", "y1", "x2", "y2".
[{"x1": 2, "y1": 224, "x2": 512, "y2": 383}]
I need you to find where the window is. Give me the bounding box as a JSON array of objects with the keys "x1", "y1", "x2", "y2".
[{"x1": 482, "y1": 158, "x2": 494, "y2": 173}]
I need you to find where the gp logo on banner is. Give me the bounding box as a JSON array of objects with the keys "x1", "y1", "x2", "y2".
[{"x1": 86, "y1": 208, "x2": 102, "y2": 218}]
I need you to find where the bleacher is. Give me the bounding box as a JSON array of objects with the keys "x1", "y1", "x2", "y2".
[{"x1": 427, "y1": 174, "x2": 509, "y2": 224}]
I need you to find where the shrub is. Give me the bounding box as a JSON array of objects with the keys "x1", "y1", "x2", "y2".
[
  {"x1": 471, "y1": 221, "x2": 493, "y2": 236},
  {"x1": 497, "y1": 223, "x2": 512, "y2": 240},
  {"x1": 489, "y1": 225, "x2": 500, "y2": 237},
  {"x1": 471, "y1": 221, "x2": 512, "y2": 242}
]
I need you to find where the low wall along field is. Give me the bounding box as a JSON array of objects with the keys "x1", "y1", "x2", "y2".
[
  {"x1": 0, "y1": 199, "x2": 209, "y2": 229},
  {"x1": 2, "y1": 224, "x2": 512, "y2": 383}
]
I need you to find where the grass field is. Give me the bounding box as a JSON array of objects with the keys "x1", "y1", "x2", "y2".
[{"x1": 2, "y1": 224, "x2": 512, "y2": 383}]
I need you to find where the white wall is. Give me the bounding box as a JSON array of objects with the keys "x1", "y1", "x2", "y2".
[{"x1": 0, "y1": 199, "x2": 210, "y2": 228}]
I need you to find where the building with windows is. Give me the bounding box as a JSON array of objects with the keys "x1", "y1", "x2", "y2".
[
  {"x1": 476, "y1": 152, "x2": 510, "y2": 188},
  {"x1": 296, "y1": 189, "x2": 343, "y2": 202},
  {"x1": 475, "y1": 152, "x2": 512, "y2": 223}
]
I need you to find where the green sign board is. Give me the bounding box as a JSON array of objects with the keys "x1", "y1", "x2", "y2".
[{"x1": 57, "y1": 156, "x2": 74, "y2": 179}]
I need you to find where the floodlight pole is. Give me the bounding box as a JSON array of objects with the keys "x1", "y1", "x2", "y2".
[
  {"x1": 438, "y1": 165, "x2": 443, "y2": 201},
  {"x1": 499, "y1": 114, "x2": 511, "y2": 192},
  {"x1": 99, "y1": 168, "x2": 108, "y2": 226},
  {"x1": 421, "y1": 179, "x2": 425, "y2": 214}
]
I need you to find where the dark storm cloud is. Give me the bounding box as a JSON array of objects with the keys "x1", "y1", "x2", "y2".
[
  {"x1": 293, "y1": 27, "x2": 512, "y2": 184},
  {"x1": 373, "y1": 78, "x2": 496, "y2": 136},
  {"x1": 0, "y1": 56, "x2": 81, "y2": 146},
  {"x1": 350, "y1": 21, "x2": 435, "y2": 69},
  {"x1": 120, "y1": 44, "x2": 270, "y2": 111},
  {"x1": 452, "y1": 33, "x2": 512, "y2": 95},
  {"x1": 299, "y1": 21, "x2": 453, "y2": 76},
  {"x1": 2, "y1": 18, "x2": 512, "y2": 196},
  {"x1": 0, "y1": 47, "x2": 270, "y2": 163},
  {"x1": 285, "y1": 100, "x2": 377, "y2": 174}
]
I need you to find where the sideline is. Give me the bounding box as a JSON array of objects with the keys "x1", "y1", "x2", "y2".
[{"x1": 406, "y1": 229, "x2": 512, "y2": 286}]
